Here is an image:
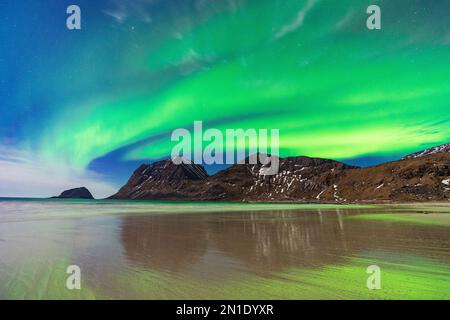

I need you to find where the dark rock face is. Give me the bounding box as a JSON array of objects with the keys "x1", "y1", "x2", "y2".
[
  {"x1": 110, "y1": 160, "x2": 208, "y2": 200},
  {"x1": 110, "y1": 145, "x2": 450, "y2": 203},
  {"x1": 325, "y1": 153, "x2": 450, "y2": 202},
  {"x1": 201, "y1": 156, "x2": 356, "y2": 201},
  {"x1": 53, "y1": 187, "x2": 94, "y2": 199}
]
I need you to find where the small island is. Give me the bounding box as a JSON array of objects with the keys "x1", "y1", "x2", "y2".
[{"x1": 52, "y1": 187, "x2": 94, "y2": 199}]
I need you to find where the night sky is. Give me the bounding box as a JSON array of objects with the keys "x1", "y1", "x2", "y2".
[{"x1": 1, "y1": 0, "x2": 450, "y2": 197}]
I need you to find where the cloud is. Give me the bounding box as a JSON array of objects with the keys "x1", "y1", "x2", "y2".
[
  {"x1": 275, "y1": 0, "x2": 317, "y2": 40},
  {"x1": 0, "y1": 146, "x2": 118, "y2": 199},
  {"x1": 103, "y1": 8, "x2": 128, "y2": 24},
  {"x1": 334, "y1": 10, "x2": 354, "y2": 31},
  {"x1": 103, "y1": 0, "x2": 157, "y2": 24}
]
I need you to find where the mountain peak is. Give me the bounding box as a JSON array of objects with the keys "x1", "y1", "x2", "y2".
[{"x1": 110, "y1": 159, "x2": 208, "y2": 200}]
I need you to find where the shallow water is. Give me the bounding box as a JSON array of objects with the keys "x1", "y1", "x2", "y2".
[{"x1": 0, "y1": 199, "x2": 449, "y2": 299}]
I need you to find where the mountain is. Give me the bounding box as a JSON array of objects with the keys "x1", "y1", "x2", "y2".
[
  {"x1": 328, "y1": 152, "x2": 450, "y2": 202},
  {"x1": 110, "y1": 144, "x2": 450, "y2": 203},
  {"x1": 52, "y1": 187, "x2": 94, "y2": 199},
  {"x1": 110, "y1": 159, "x2": 208, "y2": 200},
  {"x1": 200, "y1": 156, "x2": 356, "y2": 201},
  {"x1": 402, "y1": 142, "x2": 450, "y2": 160}
]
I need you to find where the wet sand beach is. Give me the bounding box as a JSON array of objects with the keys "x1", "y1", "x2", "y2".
[{"x1": 0, "y1": 199, "x2": 449, "y2": 299}]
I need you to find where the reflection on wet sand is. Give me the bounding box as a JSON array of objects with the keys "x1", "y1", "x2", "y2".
[
  {"x1": 1, "y1": 200, "x2": 450, "y2": 299},
  {"x1": 121, "y1": 209, "x2": 450, "y2": 275},
  {"x1": 121, "y1": 214, "x2": 208, "y2": 272}
]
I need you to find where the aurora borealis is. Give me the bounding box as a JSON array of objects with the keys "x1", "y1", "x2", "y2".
[{"x1": 1, "y1": 0, "x2": 450, "y2": 197}]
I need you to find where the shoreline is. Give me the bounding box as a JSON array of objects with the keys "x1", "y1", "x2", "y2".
[{"x1": 1, "y1": 196, "x2": 449, "y2": 205}]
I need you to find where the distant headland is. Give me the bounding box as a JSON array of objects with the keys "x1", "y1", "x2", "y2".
[{"x1": 52, "y1": 187, "x2": 94, "y2": 200}]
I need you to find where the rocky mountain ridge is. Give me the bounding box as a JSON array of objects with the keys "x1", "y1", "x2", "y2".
[{"x1": 110, "y1": 144, "x2": 450, "y2": 203}]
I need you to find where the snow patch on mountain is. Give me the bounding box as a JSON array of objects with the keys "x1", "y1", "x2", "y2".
[{"x1": 403, "y1": 143, "x2": 450, "y2": 159}]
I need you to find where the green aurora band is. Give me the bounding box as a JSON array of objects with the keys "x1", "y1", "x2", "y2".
[{"x1": 4, "y1": 0, "x2": 450, "y2": 173}]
